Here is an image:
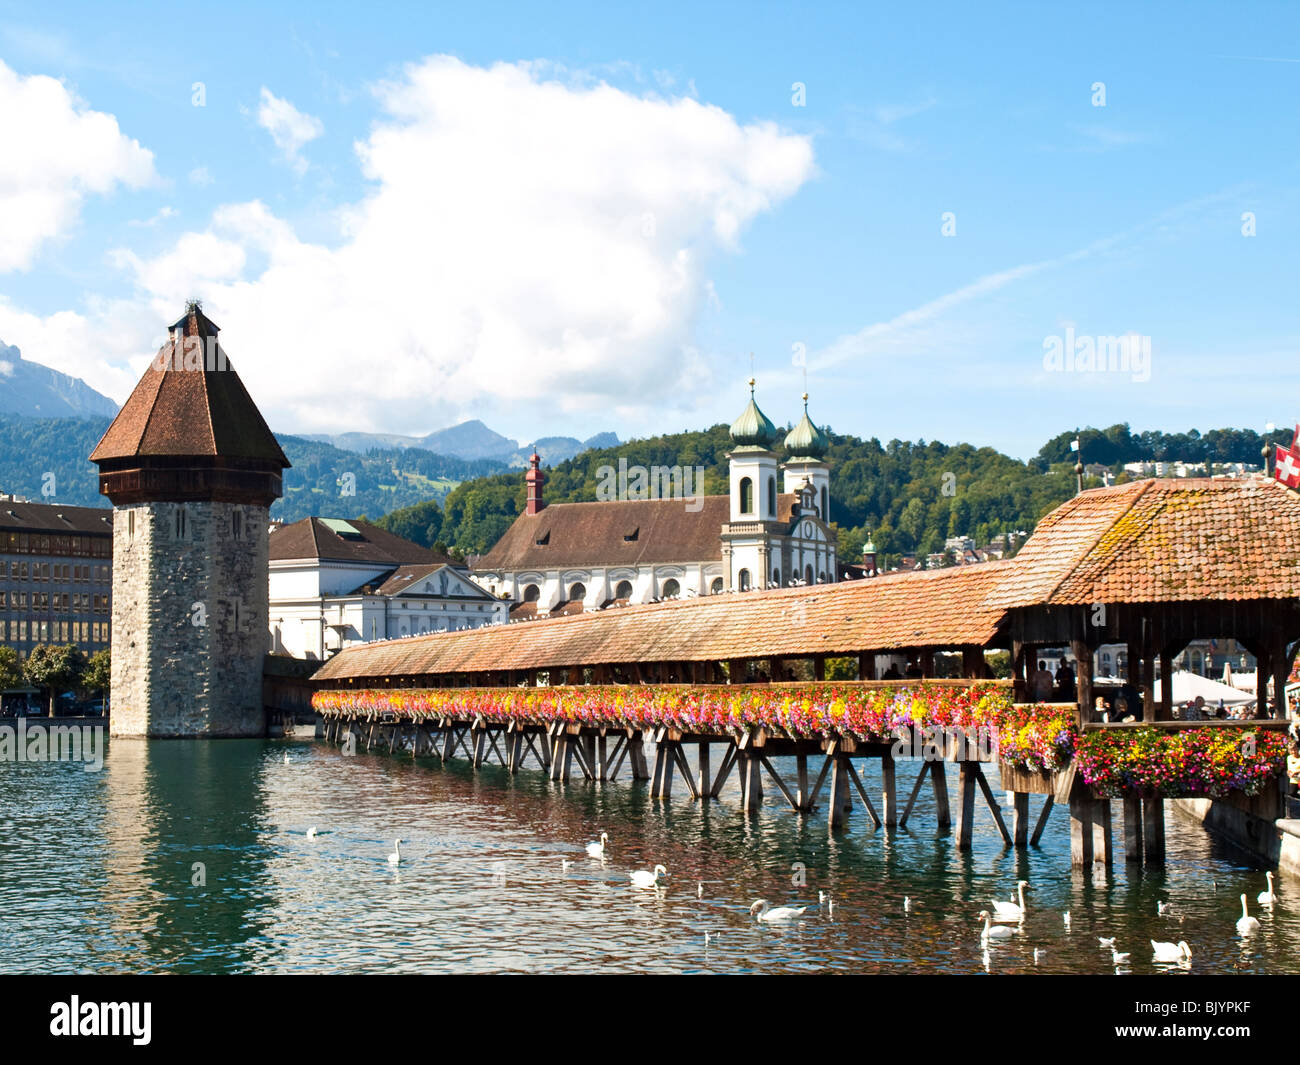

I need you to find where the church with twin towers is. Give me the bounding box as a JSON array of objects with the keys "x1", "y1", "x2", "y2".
[{"x1": 472, "y1": 379, "x2": 839, "y2": 613}]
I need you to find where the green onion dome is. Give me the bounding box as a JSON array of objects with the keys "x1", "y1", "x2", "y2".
[
  {"x1": 783, "y1": 393, "x2": 829, "y2": 459},
  {"x1": 729, "y1": 377, "x2": 778, "y2": 449}
]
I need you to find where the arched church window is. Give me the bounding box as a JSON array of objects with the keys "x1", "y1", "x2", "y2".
[
  {"x1": 710, "y1": 578, "x2": 724, "y2": 594},
  {"x1": 740, "y1": 477, "x2": 754, "y2": 515},
  {"x1": 804, "y1": 564, "x2": 813, "y2": 585},
  {"x1": 772, "y1": 568, "x2": 781, "y2": 586},
  {"x1": 569, "y1": 582, "x2": 586, "y2": 603},
  {"x1": 523, "y1": 584, "x2": 540, "y2": 602},
  {"x1": 662, "y1": 579, "x2": 680, "y2": 598},
  {"x1": 739, "y1": 569, "x2": 751, "y2": 591},
  {"x1": 767, "y1": 476, "x2": 776, "y2": 516},
  {"x1": 615, "y1": 580, "x2": 633, "y2": 600}
]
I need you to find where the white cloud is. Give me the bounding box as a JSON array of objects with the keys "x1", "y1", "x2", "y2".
[
  {"x1": 0, "y1": 59, "x2": 156, "y2": 270},
  {"x1": 128, "y1": 205, "x2": 177, "y2": 227},
  {"x1": 255, "y1": 87, "x2": 323, "y2": 174},
  {"x1": 188, "y1": 165, "x2": 214, "y2": 186},
  {"x1": 51, "y1": 56, "x2": 813, "y2": 434}
]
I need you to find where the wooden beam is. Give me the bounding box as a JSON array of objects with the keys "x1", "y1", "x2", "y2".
[
  {"x1": 930, "y1": 761, "x2": 951, "y2": 827},
  {"x1": 827, "y1": 751, "x2": 852, "y2": 829},
  {"x1": 696, "y1": 742, "x2": 711, "y2": 798},
  {"x1": 974, "y1": 765, "x2": 1013, "y2": 845},
  {"x1": 672, "y1": 744, "x2": 700, "y2": 800},
  {"x1": 1142, "y1": 796, "x2": 1165, "y2": 864},
  {"x1": 709, "y1": 744, "x2": 738, "y2": 798},
  {"x1": 955, "y1": 762, "x2": 977, "y2": 849},
  {"x1": 1010, "y1": 791, "x2": 1029, "y2": 846},
  {"x1": 1158, "y1": 648, "x2": 1173, "y2": 721},
  {"x1": 880, "y1": 752, "x2": 897, "y2": 827},
  {"x1": 1029, "y1": 794, "x2": 1054, "y2": 845},
  {"x1": 1123, "y1": 794, "x2": 1143, "y2": 863},
  {"x1": 844, "y1": 757, "x2": 882, "y2": 828},
  {"x1": 899, "y1": 763, "x2": 929, "y2": 827},
  {"x1": 758, "y1": 753, "x2": 801, "y2": 812}
]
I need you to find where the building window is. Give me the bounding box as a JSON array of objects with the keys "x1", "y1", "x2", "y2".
[
  {"x1": 615, "y1": 580, "x2": 633, "y2": 600},
  {"x1": 710, "y1": 578, "x2": 724, "y2": 594},
  {"x1": 568, "y1": 582, "x2": 586, "y2": 604},
  {"x1": 804, "y1": 564, "x2": 813, "y2": 585},
  {"x1": 523, "y1": 584, "x2": 540, "y2": 602},
  {"x1": 232, "y1": 510, "x2": 243, "y2": 540},
  {"x1": 767, "y1": 476, "x2": 776, "y2": 516},
  {"x1": 662, "y1": 579, "x2": 680, "y2": 598},
  {"x1": 739, "y1": 477, "x2": 753, "y2": 515},
  {"x1": 772, "y1": 569, "x2": 780, "y2": 586},
  {"x1": 128, "y1": 511, "x2": 135, "y2": 539},
  {"x1": 821, "y1": 486, "x2": 828, "y2": 519},
  {"x1": 738, "y1": 568, "x2": 751, "y2": 591},
  {"x1": 174, "y1": 507, "x2": 187, "y2": 540}
]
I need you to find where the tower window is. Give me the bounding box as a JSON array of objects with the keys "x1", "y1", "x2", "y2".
[
  {"x1": 821, "y1": 486, "x2": 828, "y2": 519},
  {"x1": 740, "y1": 477, "x2": 754, "y2": 515},
  {"x1": 174, "y1": 507, "x2": 187, "y2": 540},
  {"x1": 767, "y1": 476, "x2": 776, "y2": 516},
  {"x1": 127, "y1": 511, "x2": 135, "y2": 539},
  {"x1": 772, "y1": 569, "x2": 781, "y2": 586},
  {"x1": 232, "y1": 510, "x2": 243, "y2": 540},
  {"x1": 738, "y1": 568, "x2": 751, "y2": 591}
]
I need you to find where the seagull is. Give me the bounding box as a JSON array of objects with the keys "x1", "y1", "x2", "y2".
[
  {"x1": 1151, "y1": 940, "x2": 1192, "y2": 962},
  {"x1": 1033, "y1": 948, "x2": 1045, "y2": 965},
  {"x1": 1236, "y1": 894, "x2": 1261, "y2": 935},
  {"x1": 561, "y1": 858, "x2": 573, "y2": 871},
  {"x1": 697, "y1": 882, "x2": 704, "y2": 899},
  {"x1": 1062, "y1": 911, "x2": 1071, "y2": 929},
  {"x1": 1098, "y1": 936, "x2": 1116, "y2": 948},
  {"x1": 387, "y1": 839, "x2": 403, "y2": 865},
  {"x1": 750, "y1": 899, "x2": 807, "y2": 923},
  {"x1": 586, "y1": 832, "x2": 609, "y2": 859},
  {"x1": 1112, "y1": 947, "x2": 1131, "y2": 964},
  {"x1": 630, "y1": 864, "x2": 667, "y2": 889},
  {"x1": 1258, "y1": 872, "x2": 1277, "y2": 907},
  {"x1": 904, "y1": 897, "x2": 912, "y2": 913},
  {"x1": 283, "y1": 751, "x2": 290, "y2": 764},
  {"x1": 306, "y1": 826, "x2": 317, "y2": 839}
]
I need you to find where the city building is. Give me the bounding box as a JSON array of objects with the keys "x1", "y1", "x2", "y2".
[
  {"x1": 471, "y1": 383, "x2": 839, "y2": 609},
  {"x1": 0, "y1": 497, "x2": 113, "y2": 658},
  {"x1": 269, "y1": 517, "x2": 506, "y2": 659}
]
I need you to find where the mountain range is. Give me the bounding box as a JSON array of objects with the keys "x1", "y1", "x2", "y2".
[
  {"x1": 0, "y1": 342, "x2": 119, "y2": 420},
  {"x1": 300, "y1": 420, "x2": 619, "y2": 467}
]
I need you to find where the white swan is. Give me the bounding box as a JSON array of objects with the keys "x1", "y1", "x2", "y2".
[
  {"x1": 306, "y1": 826, "x2": 317, "y2": 839},
  {"x1": 561, "y1": 858, "x2": 573, "y2": 871},
  {"x1": 1236, "y1": 894, "x2": 1260, "y2": 935},
  {"x1": 283, "y1": 751, "x2": 290, "y2": 764},
  {"x1": 978, "y1": 910, "x2": 1014, "y2": 942},
  {"x1": 1033, "y1": 948, "x2": 1044, "y2": 964},
  {"x1": 904, "y1": 897, "x2": 912, "y2": 913},
  {"x1": 1258, "y1": 872, "x2": 1277, "y2": 907},
  {"x1": 1062, "y1": 911, "x2": 1071, "y2": 929},
  {"x1": 990, "y1": 880, "x2": 1029, "y2": 922},
  {"x1": 387, "y1": 839, "x2": 402, "y2": 865},
  {"x1": 585, "y1": 833, "x2": 609, "y2": 858},
  {"x1": 750, "y1": 899, "x2": 807, "y2": 923},
  {"x1": 630, "y1": 864, "x2": 667, "y2": 889},
  {"x1": 697, "y1": 882, "x2": 704, "y2": 899},
  {"x1": 1111, "y1": 947, "x2": 1131, "y2": 964},
  {"x1": 1151, "y1": 939, "x2": 1191, "y2": 962}
]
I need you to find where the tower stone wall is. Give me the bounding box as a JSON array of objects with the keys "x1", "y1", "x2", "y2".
[{"x1": 110, "y1": 501, "x2": 269, "y2": 737}]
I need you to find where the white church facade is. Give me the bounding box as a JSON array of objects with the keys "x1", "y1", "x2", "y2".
[{"x1": 472, "y1": 382, "x2": 839, "y2": 613}]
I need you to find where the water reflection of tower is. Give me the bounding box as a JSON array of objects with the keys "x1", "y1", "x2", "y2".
[
  {"x1": 90, "y1": 303, "x2": 289, "y2": 737},
  {"x1": 99, "y1": 740, "x2": 273, "y2": 972}
]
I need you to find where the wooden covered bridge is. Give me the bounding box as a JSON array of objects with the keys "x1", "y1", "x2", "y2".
[{"x1": 308, "y1": 477, "x2": 1300, "y2": 867}]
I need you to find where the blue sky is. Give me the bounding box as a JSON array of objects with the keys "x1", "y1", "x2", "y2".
[{"x1": 0, "y1": 1, "x2": 1296, "y2": 458}]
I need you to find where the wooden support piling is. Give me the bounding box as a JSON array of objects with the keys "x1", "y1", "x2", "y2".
[
  {"x1": 1142, "y1": 796, "x2": 1165, "y2": 865},
  {"x1": 710, "y1": 745, "x2": 738, "y2": 798},
  {"x1": 739, "y1": 751, "x2": 763, "y2": 813},
  {"x1": 827, "y1": 748, "x2": 852, "y2": 829},
  {"x1": 1030, "y1": 795, "x2": 1054, "y2": 846},
  {"x1": 696, "y1": 743, "x2": 711, "y2": 798},
  {"x1": 1123, "y1": 794, "x2": 1143, "y2": 863},
  {"x1": 1011, "y1": 792, "x2": 1029, "y2": 847},
  {"x1": 880, "y1": 752, "x2": 897, "y2": 827},
  {"x1": 955, "y1": 762, "x2": 977, "y2": 849},
  {"x1": 974, "y1": 766, "x2": 1013, "y2": 846},
  {"x1": 899, "y1": 763, "x2": 929, "y2": 827},
  {"x1": 930, "y1": 761, "x2": 951, "y2": 827},
  {"x1": 844, "y1": 757, "x2": 882, "y2": 828}
]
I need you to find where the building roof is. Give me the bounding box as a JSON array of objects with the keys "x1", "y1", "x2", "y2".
[
  {"x1": 90, "y1": 304, "x2": 289, "y2": 468},
  {"x1": 477, "y1": 493, "x2": 803, "y2": 572},
  {"x1": 783, "y1": 394, "x2": 829, "y2": 460},
  {"x1": 369, "y1": 563, "x2": 495, "y2": 599},
  {"x1": 0, "y1": 500, "x2": 113, "y2": 536},
  {"x1": 269, "y1": 517, "x2": 451, "y2": 566},
  {"x1": 987, "y1": 477, "x2": 1300, "y2": 607},
  {"x1": 728, "y1": 378, "x2": 778, "y2": 449},
  {"x1": 313, "y1": 561, "x2": 1012, "y2": 680}
]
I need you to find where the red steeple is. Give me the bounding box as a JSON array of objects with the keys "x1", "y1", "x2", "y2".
[{"x1": 525, "y1": 450, "x2": 546, "y2": 515}]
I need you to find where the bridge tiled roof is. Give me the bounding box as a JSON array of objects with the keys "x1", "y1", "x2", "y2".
[
  {"x1": 312, "y1": 560, "x2": 1013, "y2": 680},
  {"x1": 986, "y1": 477, "x2": 1300, "y2": 607}
]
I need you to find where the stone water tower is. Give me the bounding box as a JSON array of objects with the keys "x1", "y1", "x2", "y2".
[{"x1": 90, "y1": 303, "x2": 289, "y2": 737}]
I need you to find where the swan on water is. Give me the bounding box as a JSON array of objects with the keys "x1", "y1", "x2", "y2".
[
  {"x1": 1236, "y1": 894, "x2": 1260, "y2": 935},
  {"x1": 1062, "y1": 911, "x2": 1070, "y2": 929},
  {"x1": 1111, "y1": 947, "x2": 1131, "y2": 964},
  {"x1": 561, "y1": 858, "x2": 573, "y2": 871},
  {"x1": 585, "y1": 833, "x2": 609, "y2": 859},
  {"x1": 1098, "y1": 936, "x2": 1116, "y2": 948},
  {"x1": 990, "y1": 880, "x2": 1029, "y2": 922},
  {"x1": 1258, "y1": 872, "x2": 1277, "y2": 907},
  {"x1": 1151, "y1": 939, "x2": 1191, "y2": 962},
  {"x1": 306, "y1": 826, "x2": 317, "y2": 839},
  {"x1": 283, "y1": 752, "x2": 290, "y2": 764},
  {"x1": 750, "y1": 899, "x2": 807, "y2": 923},
  {"x1": 387, "y1": 839, "x2": 403, "y2": 865},
  {"x1": 1033, "y1": 948, "x2": 1044, "y2": 965},
  {"x1": 904, "y1": 897, "x2": 912, "y2": 913},
  {"x1": 978, "y1": 910, "x2": 1014, "y2": 942},
  {"x1": 630, "y1": 864, "x2": 667, "y2": 888},
  {"x1": 697, "y1": 882, "x2": 704, "y2": 899}
]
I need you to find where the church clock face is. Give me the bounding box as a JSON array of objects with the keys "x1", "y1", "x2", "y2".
[{"x1": 802, "y1": 520, "x2": 813, "y2": 538}]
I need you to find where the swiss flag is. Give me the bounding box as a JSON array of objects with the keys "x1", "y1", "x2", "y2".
[{"x1": 1275, "y1": 444, "x2": 1300, "y2": 489}]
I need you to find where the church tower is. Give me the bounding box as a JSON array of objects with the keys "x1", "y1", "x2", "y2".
[
  {"x1": 722, "y1": 378, "x2": 779, "y2": 590},
  {"x1": 782, "y1": 392, "x2": 831, "y2": 521},
  {"x1": 90, "y1": 303, "x2": 289, "y2": 737}
]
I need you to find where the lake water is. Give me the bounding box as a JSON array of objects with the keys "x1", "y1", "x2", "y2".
[{"x1": 1, "y1": 736, "x2": 1295, "y2": 974}]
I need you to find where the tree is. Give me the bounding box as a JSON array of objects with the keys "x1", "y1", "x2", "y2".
[
  {"x1": 23, "y1": 644, "x2": 87, "y2": 717},
  {"x1": 0, "y1": 646, "x2": 22, "y2": 692},
  {"x1": 82, "y1": 649, "x2": 111, "y2": 698}
]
